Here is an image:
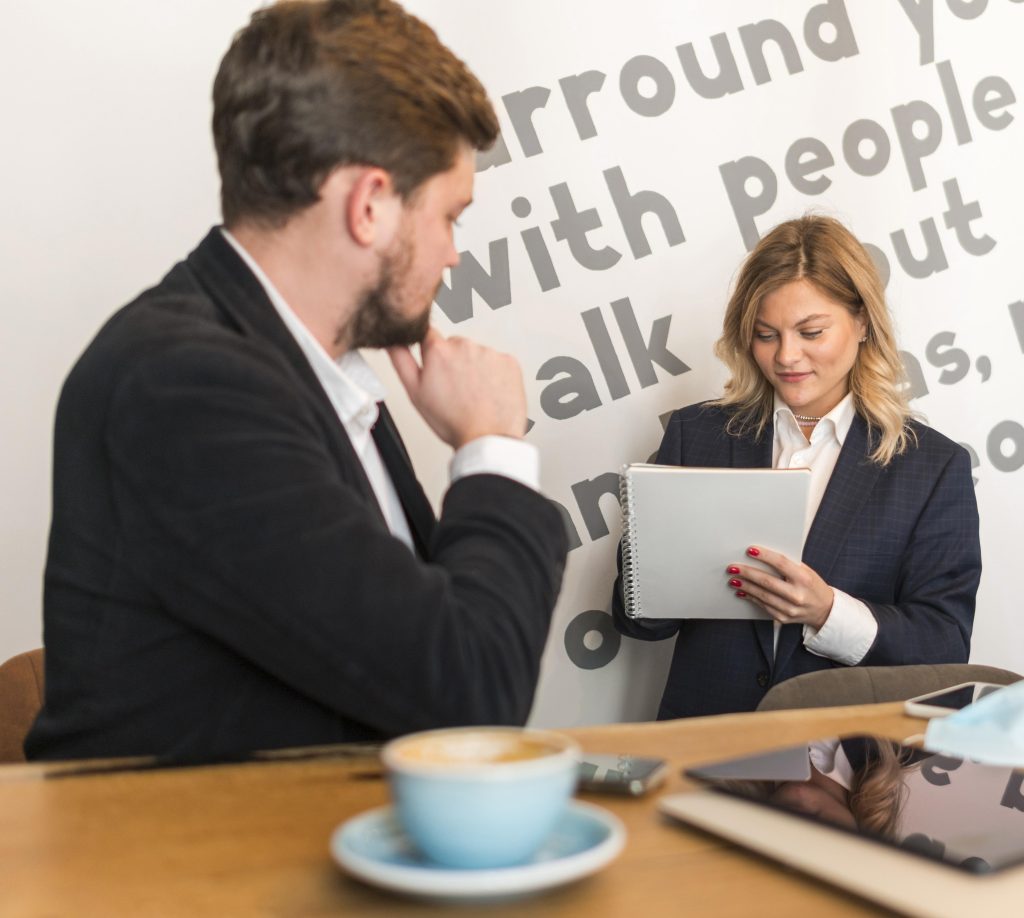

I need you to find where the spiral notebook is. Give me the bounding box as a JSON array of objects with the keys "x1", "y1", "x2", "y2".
[{"x1": 619, "y1": 464, "x2": 811, "y2": 620}]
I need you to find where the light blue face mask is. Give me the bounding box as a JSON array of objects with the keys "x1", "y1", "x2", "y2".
[{"x1": 925, "y1": 680, "x2": 1024, "y2": 767}]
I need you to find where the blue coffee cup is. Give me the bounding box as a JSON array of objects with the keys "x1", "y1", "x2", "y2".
[{"x1": 382, "y1": 727, "x2": 580, "y2": 869}]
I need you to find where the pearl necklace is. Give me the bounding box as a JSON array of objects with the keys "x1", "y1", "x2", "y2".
[{"x1": 794, "y1": 414, "x2": 822, "y2": 427}]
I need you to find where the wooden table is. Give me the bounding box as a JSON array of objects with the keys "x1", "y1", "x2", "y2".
[{"x1": 0, "y1": 703, "x2": 924, "y2": 917}]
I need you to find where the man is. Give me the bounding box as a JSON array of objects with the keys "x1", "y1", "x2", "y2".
[{"x1": 26, "y1": 0, "x2": 568, "y2": 761}]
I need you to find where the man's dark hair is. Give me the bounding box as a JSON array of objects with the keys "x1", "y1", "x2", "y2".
[{"x1": 213, "y1": 0, "x2": 499, "y2": 227}]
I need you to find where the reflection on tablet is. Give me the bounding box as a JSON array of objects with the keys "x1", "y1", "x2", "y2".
[{"x1": 687, "y1": 735, "x2": 1024, "y2": 874}]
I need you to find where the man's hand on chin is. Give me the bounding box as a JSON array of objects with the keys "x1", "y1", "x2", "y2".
[{"x1": 388, "y1": 327, "x2": 528, "y2": 449}]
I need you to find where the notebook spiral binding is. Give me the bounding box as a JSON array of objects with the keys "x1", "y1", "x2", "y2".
[{"x1": 619, "y1": 465, "x2": 643, "y2": 619}]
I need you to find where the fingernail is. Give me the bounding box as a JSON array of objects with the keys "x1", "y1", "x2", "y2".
[
  {"x1": 727, "y1": 566, "x2": 740, "y2": 575},
  {"x1": 728, "y1": 578, "x2": 743, "y2": 588},
  {"x1": 747, "y1": 547, "x2": 760, "y2": 557},
  {"x1": 735, "y1": 590, "x2": 747, "y2": 598}
]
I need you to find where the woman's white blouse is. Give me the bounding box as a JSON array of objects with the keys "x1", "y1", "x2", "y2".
[{"x1": 772, "y1": 393, "x2": 878, "y2": 665}]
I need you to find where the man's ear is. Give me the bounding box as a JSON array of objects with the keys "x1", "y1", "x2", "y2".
[{"x1": 336, "y1": 166, "x2": 401, "y2": 249}]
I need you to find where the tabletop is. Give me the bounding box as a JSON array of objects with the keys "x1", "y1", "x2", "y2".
[{"x1": 0, "y1": 703, "x2": 926, "y2": 917}]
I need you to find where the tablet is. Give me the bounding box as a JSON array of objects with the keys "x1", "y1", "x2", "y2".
[
  {"x1": 681, "y1": 734, "x2": 1024, "y2": 874},
  {"x1": 660, "y1": 789, "x2": 1024, "y2": 918},
  {"x1": 619, "y1": 464, "x2": 811, "y2": 620}
]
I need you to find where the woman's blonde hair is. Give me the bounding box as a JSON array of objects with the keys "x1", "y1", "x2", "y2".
[
  {"x1": 718, "y1": 738, "x2": 918, "y2": 841},
  {"x1": 713, "y1": 215, "x2": 914, "y2": 465},
  {"x1": 848, "y1": 739, "x2": 918, "y2": 839}
]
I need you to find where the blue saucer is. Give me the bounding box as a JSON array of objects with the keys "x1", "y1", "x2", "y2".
[{"x1": 330, "y1": 800, "x2": 625, "y2": 901}]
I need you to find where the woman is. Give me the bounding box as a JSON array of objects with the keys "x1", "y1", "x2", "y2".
[{"x1": 612, "y1": 215, "x2": 981, "y2": 718}]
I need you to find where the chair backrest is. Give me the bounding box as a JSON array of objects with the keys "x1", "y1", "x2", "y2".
[
  {"x1": 0, "y1": 648, "x2": 45, "y2": 763},
  {"x1": 756, "y1": 663, "x2": 1023, "y2": 712}
]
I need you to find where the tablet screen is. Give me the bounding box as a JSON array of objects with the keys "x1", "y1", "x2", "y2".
[{"x1": 686, "y1": 734, "x2": 1024, "y2": 874}]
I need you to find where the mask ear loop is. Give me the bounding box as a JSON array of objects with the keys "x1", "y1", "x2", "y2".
[{"x1": 902, "y1": 733, "x2": 926, "y2": 747}]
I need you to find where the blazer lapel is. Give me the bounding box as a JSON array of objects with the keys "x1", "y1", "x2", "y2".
[
  {"x1": 772, "y1": 413, "x2": 883, "y2": 677},
  {"x1": 801, "y1": 414, "x2": 882, "y2": 579},
  {"x1": 182, "y1": 229, "x2": 385, "y2": 523},
  {"x1": 371, "y1": 404, "x2": 437, "y2": 559}
]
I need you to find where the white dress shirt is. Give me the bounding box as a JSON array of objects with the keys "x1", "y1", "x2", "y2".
[
  {"x1": 220, "y1": 229, "x2": 540, "y2": 551},
  {"x1": 773, "y1": 393, "x2": 877, "y2": 665},
  {"x1": 808, "y1": 738, "x2": 855, "y2": 791}
]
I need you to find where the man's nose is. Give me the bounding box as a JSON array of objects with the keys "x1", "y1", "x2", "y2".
[{"x1": 445, "y1": 238, "x2": 460, "y2": 269}]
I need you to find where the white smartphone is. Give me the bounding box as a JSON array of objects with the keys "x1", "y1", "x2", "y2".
[{"x1": 903, "y1": 681, "x2": 1005, "y2": 718}]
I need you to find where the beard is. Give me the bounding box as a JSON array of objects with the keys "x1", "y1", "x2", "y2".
[{"x1": 343, "y1": 237, "x2": 434, "y2": 350}]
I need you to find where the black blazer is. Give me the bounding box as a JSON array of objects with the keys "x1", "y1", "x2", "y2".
[
  {"x1": 613, "y1": 402, "x2": 981, "y2": 718},
  {"x1": 26, "y1": 229, "x2": 568, "y2": 761}
]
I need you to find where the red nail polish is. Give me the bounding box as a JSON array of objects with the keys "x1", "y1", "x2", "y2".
[
  {"x1": 729, "y1": 578, "x2": 742, "y2": 588},
  {"x1": 747, "y1": 547, "x2": 760, "y2": 557},
  {"x1": 735, "y1": 590, "x2": 747, "y2": 598},
  {"x1": 727, "y1": 566, "x2": 740, "y2": 575}
]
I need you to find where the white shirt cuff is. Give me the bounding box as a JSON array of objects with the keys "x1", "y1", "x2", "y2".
[
  {"x1": 802, "y1": 589, "x2": 877, "y2": 666},
  {"x1": 449, "y1": 436, "x2": 540, "y2": 492}
]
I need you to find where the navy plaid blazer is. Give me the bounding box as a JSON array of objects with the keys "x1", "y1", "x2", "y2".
[{"x1": 612, "y1": 402, "x2": 981, "y2": 718}]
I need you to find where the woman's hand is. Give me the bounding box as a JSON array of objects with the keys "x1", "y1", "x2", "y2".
[{"x1": 727, "y1": 545, "x2": 834, "y2": 630}]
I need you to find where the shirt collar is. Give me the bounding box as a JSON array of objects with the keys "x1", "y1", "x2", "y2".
[
  {"x1": 220, "y1": 228, "x2": 385, "y2": 431},
  {"x1": 773, "y1": 391, "x2": 856, "y2": 446}
]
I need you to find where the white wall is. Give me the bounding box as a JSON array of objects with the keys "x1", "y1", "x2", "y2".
[
  {"x1": 2, "y1": 0, "x2": 256, "y2": 654},
  {"x1": 3, "y1": 1, "x2": 1022, "y2": 726}
]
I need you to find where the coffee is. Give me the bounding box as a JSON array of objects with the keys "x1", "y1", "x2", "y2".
[
  {"x1": 391, "y1": 731, "x2": 555, "y2": 766},
  {"x1": 383, "y1": 726, "x2": 580, "y2": 868}
]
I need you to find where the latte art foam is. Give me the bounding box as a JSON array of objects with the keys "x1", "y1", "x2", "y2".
[{"x1": 392, "y1": 731, "x2": 557, "y2": 765}]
